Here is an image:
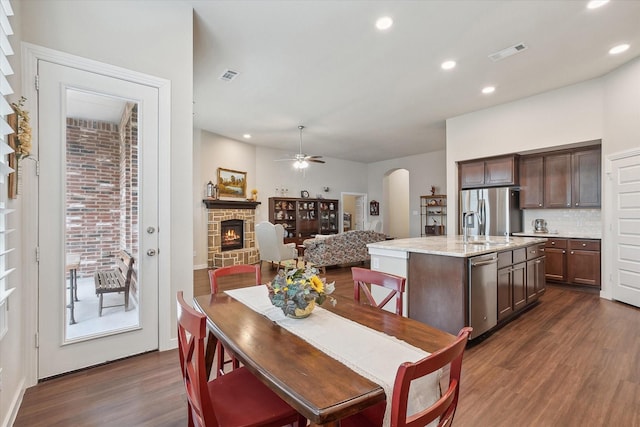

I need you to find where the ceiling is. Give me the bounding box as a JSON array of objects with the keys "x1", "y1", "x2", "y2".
[{"x1": 191, "y1": 1, "x2": 640, "y2": 164}]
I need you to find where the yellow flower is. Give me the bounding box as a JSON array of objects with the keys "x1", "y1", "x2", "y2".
[{"x1": 310, "y1": 275, "x2": 324, "y2": 293}]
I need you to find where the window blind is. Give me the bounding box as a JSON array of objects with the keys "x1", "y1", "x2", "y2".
[{"x1": 0, "y1": 0, "x2": 14, "y2": 338}]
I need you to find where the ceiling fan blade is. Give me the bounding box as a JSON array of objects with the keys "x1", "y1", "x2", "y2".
[
  {"x1": 308, "y1": 159, "x2": 325, "y2": 164},
  {"x1": 274, "y1": 158, "x2": 296, "y2": 162},
  {"x1": 307, "y1": 155, "x2": 323, "y2": 159}
]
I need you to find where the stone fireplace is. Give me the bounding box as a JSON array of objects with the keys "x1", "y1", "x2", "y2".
[{"x1": 204, "y1": 199, "x2": 260, "y2": 268}]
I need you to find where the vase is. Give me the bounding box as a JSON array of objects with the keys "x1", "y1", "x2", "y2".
[{"x1": 288, "y1": 300, "x2": 315, "y2": 319}]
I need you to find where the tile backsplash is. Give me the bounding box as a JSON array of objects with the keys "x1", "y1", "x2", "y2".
[{"x1": 522, "y1": 209, "x2": 601, "y2": 235}]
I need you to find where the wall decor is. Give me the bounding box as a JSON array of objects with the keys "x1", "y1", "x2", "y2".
[
  {"x1": 369, "y1": 200, "x2": 379, "y2": 216},
  {"x1": 217, "y1": 167, "x2": 247, "y2": 198}
]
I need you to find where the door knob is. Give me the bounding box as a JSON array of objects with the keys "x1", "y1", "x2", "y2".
[
  {"x1": 147, "y1": 226, "x2": 156, "y2": 234},
  {"x1": 147, "y1": 249, "x2": 157, "y2": 256}
]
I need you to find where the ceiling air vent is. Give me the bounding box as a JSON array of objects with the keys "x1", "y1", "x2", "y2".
[
  {"x1": 219, "y1": 69, "x2": 239, "y2": 82},
  {"x1": 488, "y1": 43, "x2": 528, "y2": 62}
]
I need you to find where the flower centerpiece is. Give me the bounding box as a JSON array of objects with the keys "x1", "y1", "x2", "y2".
[{"x1": 267, "y1": 265, "x2": 336, "y2": 318}]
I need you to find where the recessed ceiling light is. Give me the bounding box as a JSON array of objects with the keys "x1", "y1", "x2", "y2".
[
  {"x1": 609, "y1": 44, "x2": 630, "y2": 55},
  {"x1": 482, "y1": 86, "x2": 496, "y2": 94},
  {"x1": 441, "y1": 60, "x2": 456, "y2": 70},
  {"x1": 243, "y1": 134, "x2": 252, "y2": 139},
  {"x1": 587, "y1": 0, "x2": 609, "y2": 9},
  {"x1": 375, "y1": 16, "x2": 393, "y2": 31}
]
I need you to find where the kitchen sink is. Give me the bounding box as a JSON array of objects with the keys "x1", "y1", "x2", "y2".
[{"x1": 466, "y1": 240, "x2": 503, "y2": 246}]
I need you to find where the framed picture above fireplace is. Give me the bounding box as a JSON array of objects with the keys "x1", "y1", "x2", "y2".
[{"x1": 217, "y1": 167, "x2": 247, "y2": 198}]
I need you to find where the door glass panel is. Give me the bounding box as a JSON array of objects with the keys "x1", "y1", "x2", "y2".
[{"x1": 64, "y1": 88, "x2": 140, "y2": 342}]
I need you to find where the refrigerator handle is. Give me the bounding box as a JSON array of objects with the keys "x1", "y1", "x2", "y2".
[{"x1": 478, "y1": 199, "x2": 485, "y2": 235}]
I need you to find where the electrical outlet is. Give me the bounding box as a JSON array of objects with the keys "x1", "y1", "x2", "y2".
[{"x1": 372, "y1": 257, "x2": 380, "y2": 269}]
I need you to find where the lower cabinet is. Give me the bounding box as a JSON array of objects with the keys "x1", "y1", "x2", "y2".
[
  {"x1": 567, "y1": 240, "x2": 601, "y2": 287},
  {"x1": 526, "y1": 243, "x2": 546, "y2": 301},
  {"x1": 544, "y1": 238, "x2": 601, "y2": 288},
  {"x1": 497, "y1": 249, "x2": 527, "y2": 322}
]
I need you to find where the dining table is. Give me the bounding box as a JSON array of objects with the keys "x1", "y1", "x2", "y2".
[{"x1": 193, "y1": 286, "x2": 455, "y2": 427}]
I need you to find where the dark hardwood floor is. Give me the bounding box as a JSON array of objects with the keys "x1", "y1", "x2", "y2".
[{"x1": 15, "y1": 263, "x2": 640, "y2": 426}]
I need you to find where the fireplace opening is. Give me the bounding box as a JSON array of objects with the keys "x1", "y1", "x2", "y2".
[{"x1": 221, "y1": 219, "x2": 244, "y2": 251}]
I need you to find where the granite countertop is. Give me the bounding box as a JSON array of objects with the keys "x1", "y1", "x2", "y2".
[
  {"x1": 367, "y1": 235, "x2": 547, "y2": 258},
  {"x1": 513, "y1": 231, "x2": 602, "y2": 240}
]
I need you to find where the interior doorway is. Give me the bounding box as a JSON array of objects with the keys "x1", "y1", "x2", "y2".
[
  {"x1": 383, "y1": 169, "x2": 410, "y2": 238},
  {"x1": 340, "y1": 192, "x2": 367, "y2": 232}
]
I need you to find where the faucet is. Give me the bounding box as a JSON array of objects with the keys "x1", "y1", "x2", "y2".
[{"x1": 462, "y1": 211, "x2": 477, "y2": 243}]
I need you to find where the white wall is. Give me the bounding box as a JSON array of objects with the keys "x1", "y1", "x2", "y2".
[
  {"x1": 6, "y1": 2, "x2": 193, "y2": 422},
  {"x1": 446, "y1": 56, "x2": 640, "y2": 299},
  {"x1": 367, "y1": 150, "x2": 447, "y2": 237}
]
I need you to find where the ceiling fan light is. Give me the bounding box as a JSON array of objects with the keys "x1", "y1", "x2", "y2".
[{"x1": 295, "y1": 160, "x2": 309, "y2": 169}]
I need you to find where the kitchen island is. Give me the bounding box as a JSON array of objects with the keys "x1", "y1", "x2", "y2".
[{"x1": 367, "y1": 235, "x2": 547, "y2": 339}]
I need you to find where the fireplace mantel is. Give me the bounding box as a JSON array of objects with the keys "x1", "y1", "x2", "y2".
[{"x1": 203, "y1": 199, "x2": 261, "y2": 210}]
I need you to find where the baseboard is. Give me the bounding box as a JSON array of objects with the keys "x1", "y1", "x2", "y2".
[
  {"x1": 193, "y1": 264, "x2": 208, "y2": 270},
  {"x1": 2, "y1": 377, "x2": 25, "y2": 427}
]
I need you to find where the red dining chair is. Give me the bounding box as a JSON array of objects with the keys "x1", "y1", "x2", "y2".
[
  {"x1": 208, "y1": 265, "x2": 261, "y2": 378},
  {"x1": 352, "y1": 267, "x2": 406, "y2": 315},
  {"x1": 340, "y1": 327, "x2": 473, "y2": 427},
  {"x1": 176, "y1": 291, "x2": 306, "y2": 427}
]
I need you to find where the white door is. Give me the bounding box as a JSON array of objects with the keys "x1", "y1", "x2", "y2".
[
  {"x1": 611, "y1": 151, "x2": 640, "y2": 308},
  {"x1": 37, "y1": 60, "x2": 159, "y2": 378}
]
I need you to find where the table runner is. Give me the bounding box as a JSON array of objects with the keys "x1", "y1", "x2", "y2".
[{"x1": 225, "y1": 285, "x2": 440, "y2": 427}]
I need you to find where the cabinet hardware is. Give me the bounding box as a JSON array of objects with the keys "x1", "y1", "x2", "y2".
[
  {"x1": 571, "y1": 251, "x2": 574, "y2": 255},
  {"x1": 582, "y1": 243, "x2": 586, "y2": 247},
  {"x1": 551, "y1": 241, "x2": 555, "y2": 245}
]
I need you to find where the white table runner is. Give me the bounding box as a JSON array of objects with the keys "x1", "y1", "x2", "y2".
[{"x1": 225, "y1": 285, "x2": 440, "y2": 427}]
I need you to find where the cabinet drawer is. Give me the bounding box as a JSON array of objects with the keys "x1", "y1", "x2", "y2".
[
  {"x1": 545, "y1": 238, "x2": 568, "y2": 249},
  {"x1": 569, "y1": 239, "x2": 600, "y2": 251},
  {"x1": 498, "y1": 251, "x2": 512, "y2": 269},
  {"x1": 526, "y1": 244, "x2": 544, "y2": 260},
  {"x1": 513, "y1": 248, "x2": 527, "y2": 264}
]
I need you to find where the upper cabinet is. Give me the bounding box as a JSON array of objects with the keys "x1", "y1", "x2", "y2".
[
  {"x1": 519, "y1": 156, "x2": 544, "y2": 208},
  {"x1": 572, "y1": 148, "x2": 601, "y2": 208},
  {"x1": 459, "y1": 155, "x2": 519, "y2": 189},
  {"x1": 519, "y1": 145, "x2": 601, "y2": 209}
]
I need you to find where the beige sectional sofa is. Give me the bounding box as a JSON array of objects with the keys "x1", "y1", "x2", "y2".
[{"x1": 302, "y1": 230, "x2": 387, "y2": 269}]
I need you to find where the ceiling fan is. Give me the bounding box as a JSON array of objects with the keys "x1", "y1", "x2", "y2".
[{"x1": 277, "y1": 125, "x2": 325, "y2": 169}]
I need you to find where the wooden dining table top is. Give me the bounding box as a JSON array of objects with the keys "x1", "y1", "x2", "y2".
[{"x1": 193, "y1": 289, "x2": 455, "y2": 426}]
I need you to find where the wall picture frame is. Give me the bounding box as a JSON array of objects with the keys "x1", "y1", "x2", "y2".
[
  {"x1": 369, "y1": 200, "x2": 379, "y2": 216},
  {"x1": 217, "y1": 167, "x2": 247, "y2": 198}
]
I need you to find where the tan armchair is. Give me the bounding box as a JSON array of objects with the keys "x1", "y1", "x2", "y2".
[{"x1": 255, "y1": 221, "x2": 298, "y2": 269}]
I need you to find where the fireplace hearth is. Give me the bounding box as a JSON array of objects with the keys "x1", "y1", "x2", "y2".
[{"x1": 221, "y1": 219, "x2": 243, "y2": 251}]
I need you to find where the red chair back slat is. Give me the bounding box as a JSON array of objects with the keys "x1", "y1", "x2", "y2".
[
  {"x1": 208, "y1": 264, "x2": 261, "y2": 294},
  {"x1": 352, "y1": 267, "x2": 406, "y2": 315},
  {"x1": 390, "y1": 327, "x2": 472, "y2": 427}
]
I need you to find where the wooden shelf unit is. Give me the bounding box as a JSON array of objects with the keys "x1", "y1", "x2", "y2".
[
  {"x1": 268, "y1": 197, "x2": 339, "y2": 244},
  {"x1": 420, "y1": 195, "x2": 447, "y2": 236}
]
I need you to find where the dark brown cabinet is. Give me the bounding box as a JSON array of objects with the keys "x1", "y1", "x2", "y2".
[
  {"x1": 459, "y1": 155, "x2": 518, "y2": 189},
  {"x1": 544, "y1": 238, "x2": 600, "y2": 288},
  {"x1": 269, "y1": 197, "x2": 338, "y2": 244},
  {"x1": 567, "y1": 239, "x2": 601, "y2": 287},
  {"x1": 572, "y1": 148, "x2": 601, "y2": 208},
  {"x1": 526, "y1": 243, "x2": 546, "y2": 302},
  {"x1": 544, "y1": 238, "x2": 568, "y2": 282},
  {"x1": 520, "y1": 145, "x2": 601, "y2": 209},
  {"x1": 497, "y1": 249, "x2": 526, "y2": 322},
  {"x1": 519, "y1": 156, "x2": 544, "y2": 208},
  {"x1": 544, "y1": 153, "x2": 572, "y2": 208}
]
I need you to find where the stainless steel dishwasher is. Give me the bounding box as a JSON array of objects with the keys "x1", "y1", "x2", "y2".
[{"x1": 469, "y1": 253, "x2": 498, "y2": 339}]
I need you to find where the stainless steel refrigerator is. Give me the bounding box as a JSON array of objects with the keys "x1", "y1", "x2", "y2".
[{"x1": 459, "y1": 187, "x2": 522, "y2": 237}]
